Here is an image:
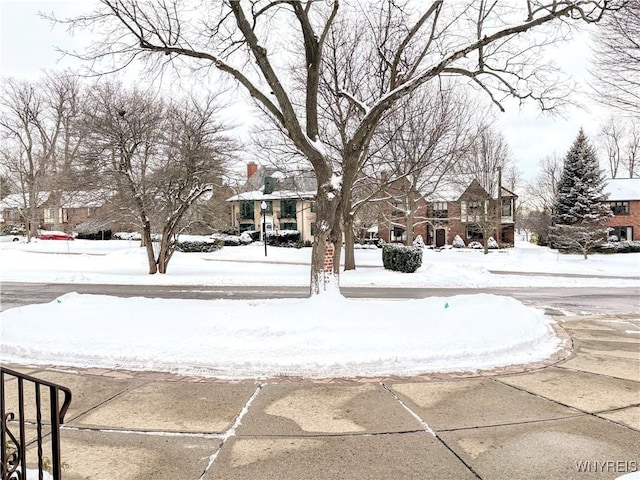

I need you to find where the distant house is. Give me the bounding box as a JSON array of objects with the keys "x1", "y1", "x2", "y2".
[
  {"x1": 0, "y1": 191, "x2": 113, "y2": 233},
  {"x1": 43, "y1": 191, "x2": 112, "y2": 232},
  {"x1": 603, "y1": 178, "x2": 640, "y2": 241},
  {"x1": 0, "y1": 192, "x2": 50, "y2": 229},
  {"x1": 378, "y1": 178, "x2": 517, "y2": 247},
  {"x1": 227, "y1": 162, "x2": 318, "y2": 243}
]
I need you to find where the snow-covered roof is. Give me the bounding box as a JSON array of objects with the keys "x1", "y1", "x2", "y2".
[
  {"x1": 604, "y1": 178, "x2": 640, "y2": 201},
  {"x1": 227, "y1": 189, "x2": 316, "y2": 202},
  {"x1": 230, "y1": 166, "x2": 317, "y2": 202},
  {"x1": 0, "y1": 192, "x2": 50, "y2": 209},
  {"x1": 60, "y1": 191, "x2": 112, "y2": 208}
]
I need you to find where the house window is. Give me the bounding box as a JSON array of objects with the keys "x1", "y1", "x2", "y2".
[
  {"x1": 468, "y1": 201, "x2": 481, "y2": 216},
  {"x1": 391, "y1": 226, "x2": 406, "y2": 242},
  {"x1": 73, "y1": 208, "x2": 81, "y2": 215},
  {"x1": 310, "y1": 201, "x2": 316, "y2": 213},
  {"x1": 609, "y1": 201, "x2": 629, "y2": 215},
  {"x1": 310, "y1": 222, "x2": 316, "y2": 236},
  {"x1": 240, "y1": 201, "x2": 255, "y2": 219},
  {"x1": 502, "y1": 200, "x2": 512, "y2": 217},
  {"x1": 239, "y1": 223, "x2": 256, "y2": 232},
  {"x1": 433, "y1": 202, "x2": 448, "y2": 219},
  {"x1": 280, "y1": 200, "x2": 297, "y2": 218},
  {"x1": 280, "y1": 222, "x2": 298, "y2": 231},
  {"x1": 466, "y1": 225, "x2": 483, "y2": 240},
  {"x1": 608, "y1": 226, "x2": 632, "y2": 241}
]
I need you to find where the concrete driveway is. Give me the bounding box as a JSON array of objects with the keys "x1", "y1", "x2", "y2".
[{"x1": 4, "y1": 313, "x2": 639, "y2": 479}]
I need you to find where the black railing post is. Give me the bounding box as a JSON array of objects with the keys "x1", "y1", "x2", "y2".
[{"x1": 1, "y1": 367, "x2": 71, "y2": 480}]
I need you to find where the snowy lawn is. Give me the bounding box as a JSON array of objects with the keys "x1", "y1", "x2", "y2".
[
  {"x1": 0, "y1": 239, "x2": 637, "y2": 379},
  {"x1": 0, "y1": 238, "x2": 638, "y2": 288}
]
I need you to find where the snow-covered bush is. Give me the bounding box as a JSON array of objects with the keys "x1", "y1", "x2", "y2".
[
  {"x1": 354, "y1": 243, "x2": 378, "y2": 249},
  {"x1": 413, "y1": 235, "x2": 425, "y2": 248},
  {"x1": 211, "y1": 233, "x2": 243, "y2": 246},
  {"x1": 487, "y1": 237, "x2": 499, "y2": 249},
  {"x1": 176, "y1": 238, "x2": 223, "y2": 252},
  {"x1": 452, "y1": 235, "x2": 465, "y2": 248},
  {"x1": 239, "y1": 231, "x2": 254, "y2": 244},
  {"x1": 468, "y1": 241, "x2": 483, "y2": 249},
  {"x1": 595, "y1": 240, "x2": 640, "y2": 254},
  {"x1": 267, "y1": 230, "x2": 302, "y2": 247},
  {"x1": 113, "y1": 231, "x2": 142, "y2": 241},
  {"x1": 382, "y1": 244, "x2": 423, "y2": 273}
]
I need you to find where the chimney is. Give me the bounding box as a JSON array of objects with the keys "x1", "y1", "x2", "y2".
[{"x1": 247, "y1": 161, "x2": 258, "y2": 179}]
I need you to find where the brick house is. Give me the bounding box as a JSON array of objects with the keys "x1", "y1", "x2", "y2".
[
  {"x1": 376, "y1": 178, "x2": 429, "y2": 244},
  {"x1": 378, "y1": 178, "x2": 517, "y2": 247},
  {"x1": 603, "y1": 178, "x2": 640, "y2": 241},
  {"x1": 0, "y1": 192, "x2": 50, "y2": 230},
  {"x1": 43, "y1": 191, "x2": 111, "y2": 232},
  {"x1": 227, "y1": 162, "x2": 318, "y2": 243}
]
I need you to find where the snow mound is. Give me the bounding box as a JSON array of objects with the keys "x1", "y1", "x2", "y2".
[{"x1": 0, "y1": 293, "x2": 562, "y2": 379}]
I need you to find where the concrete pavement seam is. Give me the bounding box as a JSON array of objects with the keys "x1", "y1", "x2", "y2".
[
  {"x1": 64, "y1": 380, "x2": 151, "y2": 424},
  {"x1": 490, "y1": 375, "x2": 640, "y2": 434},
  {"x1": 198, "y1": 383, "x2": 263, "y2": 480},
  {"x1": 380, "y1": 382, "x2": 483, "y2": 480},
  {"x1": 60, "y1": 424, "x2": 225, "y2": 439},
  {"x1": 433, "y1": 414, "x2": 589, "y2": 433}
]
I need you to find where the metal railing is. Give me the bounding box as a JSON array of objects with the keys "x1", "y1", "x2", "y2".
[{"x1": 1, "y1": 367, "x2": 72, "y2": 480}]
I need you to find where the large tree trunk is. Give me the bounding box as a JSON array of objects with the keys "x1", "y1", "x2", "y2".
[
  {"x1": 343, "y1": 210, "x2": 356, "y2": 271},
  {"x1": 141, "y1": 223, "x2": 158, "y2": 274},
  {"x1": 157, "y1": 234, "x2": 171, "y2": 274},
  {"x1": 309, "y1": 181, "x2": 341, "y2": 295}
]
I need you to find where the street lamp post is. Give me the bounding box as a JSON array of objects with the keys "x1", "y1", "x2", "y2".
[{"x1": 261, "y1": 201, "x2": 267, "y2": 257}]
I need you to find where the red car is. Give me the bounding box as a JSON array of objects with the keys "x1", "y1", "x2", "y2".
[{"x1": 38, "y1": 231, "x2": 75, "y2": 240}]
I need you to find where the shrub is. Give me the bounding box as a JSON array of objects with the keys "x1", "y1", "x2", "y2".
[
  {"x1": 239, "y1": 231, "x2": 254, "y2": 244},
  {"x1": 267, "y1": 230, "x2": 301, "y2": 247},
  {"x1": 413, "y1": 235, "x2": 425, "y2": 248},
  {"x1": 211, "y1": 233, "x2": 243, "y2": 246},
  {"x1": 487, "y1": 237, "x2": 499, "y2": 249},
  {"x1": 452, "y1": 235, "x2": 465, "y2": 248},
  {"x1": 594, "y1": 240, "x2": 640, "y2": 254},
  {"x1": 468, "y1": 241, "x2": 483, "y2": 249},
  {"x1": 382, "y1": 244, "x2": 423, "y2": 273},
  {"x1": 176, "y1": 238, "x2": 223, "y2": 253},
  {"x1": 76, "y1": 230, "x2": 112, "y2": 240}
]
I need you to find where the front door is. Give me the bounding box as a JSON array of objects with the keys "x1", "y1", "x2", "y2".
[{"x1": 435, "y1": 229, "x2": 446, "y2": 247}]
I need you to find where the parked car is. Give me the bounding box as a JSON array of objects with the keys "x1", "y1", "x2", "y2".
[
  {"x1": 0, "y1": 232, "x2": 24, "y2": 242},
  {"x1": 38, "y1": 231, "x2": 74, "y2": 240}
]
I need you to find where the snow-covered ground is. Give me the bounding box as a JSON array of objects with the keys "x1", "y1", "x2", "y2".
[
  {"x1": 0, "y1": 239, "x2": 638, "y2": 379},
  {"x1": 0, "y1": 237, "x2": 638, "y2": 288}
]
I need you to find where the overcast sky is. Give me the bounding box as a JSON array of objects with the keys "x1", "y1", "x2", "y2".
[{"x1": 0, "y1": 0, "x2": 611, "y2": 184}]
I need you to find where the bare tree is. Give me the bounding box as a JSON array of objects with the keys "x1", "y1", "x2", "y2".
[
  {"x1": 626, "y1": 122, "x2": 640, "y2": 177},
  {"x1": 524, "y1": 154, "x2": 563, "y2": 244},
  {"x1": 370, "y1": 86, "x2": 475, "y2": 249},
  {"x1": 57, "y1": 0, "x2": 618, "y2": 294},
  {"x1": 590, "y1": 0, "x2": 640, "y2": 116},
  {"x1": 598, "y1": 118, "x2": 640, "y2": 178},
  {"x1": 599, "y1": 118, "x2": 625, "y2": 178},
  {"x1": 83, "y1": 83, "x2": 234, "y2": 274},
  {"x1": 462, "y1": 184, "x2": 503, "y2": 255},
  {"x1": 455, "y1": 124, "x2": 512, "y2": 196},
  {"x1": 0, "y1": 79, "x2": 47, "y2": 238},
  {"x1": 0, "y1": 73, "x2": 89, "y2": 237}
]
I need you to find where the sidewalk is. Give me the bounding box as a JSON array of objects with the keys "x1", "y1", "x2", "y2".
[{"x1": 5, "y1": 314, "x2": 639, "y2": 480}]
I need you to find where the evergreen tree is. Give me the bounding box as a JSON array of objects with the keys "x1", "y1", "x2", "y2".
[{"x1": 550, "y1": 129, "x2": 612, "y2": 259}]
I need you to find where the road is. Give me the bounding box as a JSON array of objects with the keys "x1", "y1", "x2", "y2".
[{"x1": 1, "y1": 282, "x2": 638, "y2": 315}]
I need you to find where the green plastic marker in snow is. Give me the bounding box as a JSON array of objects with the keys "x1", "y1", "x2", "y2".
[{"x1": 444, "y1": 302, "x2": 449, "y2": 309}]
